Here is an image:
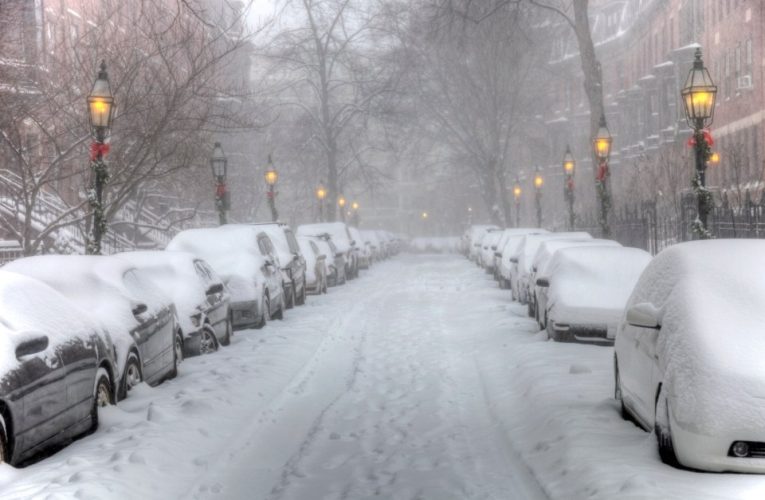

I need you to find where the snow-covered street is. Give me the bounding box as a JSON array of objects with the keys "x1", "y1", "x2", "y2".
[{"x1": 1, "y1": 254, "x2": 765, "y2": 499}]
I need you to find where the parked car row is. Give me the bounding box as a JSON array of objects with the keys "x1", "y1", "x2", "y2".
[
  {"x1": 463, "y1": 225, "x2": 765, "y2": 473},
  {"x1": 0, "y1": 222, "x2": 400, "y2": 466}
]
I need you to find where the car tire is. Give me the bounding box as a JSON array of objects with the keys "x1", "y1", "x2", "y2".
[
  {"x1": 220, "y1": 315, "x2": 232, "y2": 346},
  {"x1": 121, "y1": 352, "x2": 143, "y2": 398},
  {"x1": 0, "y1": 415, "x2": 8, "y2": 464},
  {"x1": 256, "y1": 295, "x2": 269, "y2": 329},
  {"x1": 169, "y1": 331, "x2": 183, "y2": 379},
  {"x1": 296, "y1": 277, "x2": 307, "y2": 305},
  {"x1": 91, "y1": 367, "x2": 113, "y2": 431},
  {"x1": 199, "y1": 325, "x2": 218, "y2": 355},
  {"x1": 655, "y1": 387, "x2": 678, "y2": 466},
  {"x1": 614, "y1": 359, "x2": 630, "y2": 420},
  {"x1": 285, "y1": 282, "x2": 295, "y2": 310}
]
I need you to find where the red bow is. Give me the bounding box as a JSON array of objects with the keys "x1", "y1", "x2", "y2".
[
  {"x1": 216, "y1": 184, "x2": 226, "y2": 197},
  {"x1": 267, "y1": 190, "x2": 277, "y2": 200},
  {"x1": 596, "y1": 161, "x2": 609, "y2": 182},
  {"x1": 687, "y1": 129, "x2": 714, "y2": 148},
  {"x1": 566, "y1": 177, "x2": 574, "y2": 191},
  {"x1": 89, "y1": 142, "x2": 110, "y2": 161}
]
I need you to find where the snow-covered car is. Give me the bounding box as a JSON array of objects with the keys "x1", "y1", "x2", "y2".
[
  {"x1": 0, "y1": 270, "x2": 118, "y2": 465},
  {"x1": 361, "y1": 230, "x2": 382, "y2": 262},
  {"x1": 510, "y1": 232, "x2": 592, "y2": 305},
  {"x1": 316, "y1": 236, "x2": 345, "y2": 286},
  {"x1": 613, "y1": 240, "x2": 765, "y2": 472},
  {"x1": 536, "y1": 246, "x2": 650, "y2": 344},
  {"x1": 249, "y1": 223, "x2": 307, "y2": 309},
  {"x1": 466, "y1": 225, "x2": 499, "y2": 263},
  {"x1": 348, "y1": 226, "x2": 370, "y2": 270},
  {"x1": 479, "y1": 230, "x2": 504, "y2": 273},
  {"x1": 496, "y1": 229, "x2": 548, "y2": 292},
  {"x1": 167, "y1": 227, "x2": 285, "y2": 330},
  {"x1": 529, "y1": 238, "x2": 621, "y2": 323},
  {"x1": 5, "y1": 256, "x2": 180, "y2": 400},
  {"x1": 297, "y1": 235, "x2": 328, "y2": 294},
  {"x1": 118, "y1": 251, "x2": 232, "y2": 357},
  {"x1": 297, "y1": 222, "x2": 357, "y2": 279}
]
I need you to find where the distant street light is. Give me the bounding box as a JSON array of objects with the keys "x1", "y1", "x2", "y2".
[
  {"x1": 421, "y1": 211, "x2": 429, "y2": 220},
  {"x1": 682, "y1": 48, "x2": 717, "y2": 238},
  {"x1": 86, "y1": 61, "x2": 115, "y2": 254},
  {"x1": 534, "y1": 169, "x2": 543, "y2": 228},
  {"x1": 264, "y1": 154, "x2": 278, "y2": 222},
  {"x1": 338, "y1": 195, "x2": 347, "y2": 222},
  {"x1": 709, "y1": 151, "x2": 720, "y2": 166},
  {"x1": 513, "y1": 179, "x2": 522, "y2": 227},
  {"x1": 562, "y1": 145, "x2": 576, "y2": 231},
  {"x1": 210, "y1": 142, "x2": 229, "y2": 225},
  {"x1": 351, "y1": 201, "x2": 360, "y2": 226},
  {"x1": 316, "y1": 183, "x2": 327, "y2": 221},
  {"x1": 593, "y1": 114, "x2": 613, "y2": 237}
]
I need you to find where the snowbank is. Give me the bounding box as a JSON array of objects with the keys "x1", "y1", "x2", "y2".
[{"x1": 408, "y1": 237, "x2": 460, "y2": 254}]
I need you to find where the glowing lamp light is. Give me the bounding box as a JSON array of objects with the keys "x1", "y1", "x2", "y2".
[
  {"x1": 316, "y1": 185, "x2": 327, "y2": 200},
  {"x1": 421, "y1": 212, "x2": 429, "y2": 220},
  {"x1": 351, "y1": 201, "x2": 359, "y2": 211},
  {"x1": 562, "y1": 145, "x2": 575, "y2": 175},
  {"x1": 513, "y1": 184, "x2": 522, "y2": 199},
  {"x1": 338, "y1": 196, "x2": 346, "y2": 208},
  {"x1": 709, "y1": 151, "x2": 720, "y2": 165},
  {"x1": 534, "y1": 173, "x2": 544, "y2": 189},
  {"x1": 87, "y1": 61, "x2": 115, "y2": 135},
  {"x1": 593, "y1": 114, "x2": 612, "y2": 162}
]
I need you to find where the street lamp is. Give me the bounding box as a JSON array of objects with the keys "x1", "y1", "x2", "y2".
[
  {"x1": 709, "y1": 151, "x2": 720, "y2": 166},
  {"x1": 562, "y1": 145, "x2": 576, "y2": 231},
  {"x1": 210, "y1": 142, "x2": 228, "y2": 225},
  {"x1": 421, "y1": 211, "x2": 429, "y2": 219},
  {"x1": 351, "y1": 201, "x2": 360, "y2": 227},
  {"x1": 337, "y1": 195, "x2": 347, "y2": 222},
  {"x1": 682, "y1": 48, "x2": 717, "y2": 239},
  {"x1": 264, "y1": 154, "x2": 279, "y2": 222},
  {"x1": 513, "y1": 179, "x2": 522, "y2": 227},
  {"x1": 316, "y1": 183, "x2": 327, "y2": 221},
  {"x1": 533, "y1": 169, "x2": 543, "y2": 228},
  {"x1": 86, "y1": 61, "x2": 115, "y2": 255},
  {"x1": 593, "y1": 113, "x2": 613, "y2": 237}
]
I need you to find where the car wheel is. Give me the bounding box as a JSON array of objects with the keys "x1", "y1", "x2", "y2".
[
  {"x1": 322, "y1": 278, "x2": 328, "y2": 294},
  {"x1": 0, "y1": 416, "x2": 8, "y2": 464},
  {"x1": 273, "y1": 295, "x2": 285, "y2": 320},
  {"x1": 169, "y1": 331, "x2": 183, "y2": 379},
  {"x1": 614, "y1": 359, "x2": 629, "y2": 420},
  {"x1": 199, "y1": 325, "x2": 218, "y2": 355},
  {"x1": 296, "y1": 277, "x2": 307, "y2": 305},
  {"x1": 121, "y1": 352, "x2": 143, "y2": 397},
  {"x1": 655, "y1": 387, "x2": 678, "y2": 466},
  {"x1": 91, "y1": 367, "x2": 113, "y2": 430},
  {"x1": 285, "y1": 282, "x2": 295, "y2": 309},
  {"x1": 220, "y1": 315, "x2": 232, "y2": 346}
]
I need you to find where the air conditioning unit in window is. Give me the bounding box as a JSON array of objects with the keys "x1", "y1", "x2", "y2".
[{"x1": 738, "y1": 75, "x2": 753, "y2": 90}]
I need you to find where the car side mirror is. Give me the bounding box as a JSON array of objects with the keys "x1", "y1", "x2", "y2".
[
  {"x1": 206, "y1": 283, "x2": 224, "y2": 295},
  {"x1": 16, "y1": 335, "x2": 49, "y2": 358},
  {"x1": 626, "y1": 302, "x2": 661, "y2": 330},
  {"x1": 132, "y1": 303, "x2": 148, "y2": 316},
  {"x1": 536, "y1": 277, "x2": 549, "y2": 288},
  {"x1": 510, "y1": 257, "x2": 518, "y2": 264}
]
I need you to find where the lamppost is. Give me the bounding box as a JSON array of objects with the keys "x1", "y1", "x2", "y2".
[
  {"x1": 338, "y1": 195, "x2": 347, "y2": 222},
  {"x1": 513, "y1": 179, "x2": 522, "y2": 227},
  {"x1": 351, "y1": 201, "x2": 360, "y2": 227},
  {"x1": 682, "y1": 48, "x2": 718, "y2": 239},
  {"x1": 86, "y1": 61, "x2": 115, "y2": 255},
  {"x1": 534, "y1": 169, "x2": 544, "y2": 228},
  {"x1": 264, "y1": 154, "x2": 278, "y2": 222},
  {"x1": 562, "y1": 145, "x2": 576, "y2": 231},
  {"x1": 593, "y1": 114, "x2": 613, "y2": 237},
  {"x1": 210, "y1": 142, "x2": 228, "y2": 225},
  {"x1": 316, "y1": 183, "x2": 327, "y2": 221}
]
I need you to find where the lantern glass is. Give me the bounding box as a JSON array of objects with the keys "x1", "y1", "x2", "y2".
[
  {"x1": 352, "y1": 201, "x2": 359, "y2": 211},
  {"x1": 210, "y1": 142, "x2": 227, "y2": 179},
  {"x1": 338, "y1": 196, "x2": 346, "y2": 207},
  {"x1": 316, "y1": 186, "x2": 327, "y2": 200},
  {"x1": 681, "y1": 48, "x2": 717, "y2": 127},
  {"x1": 87, "y1": 61, "x2": 114, "y2": 132},
  {"x1": 709, "y1": 152, "x2": 720, "y2": 165},
  {"x1": 421, "y1": 212, "x2": 428, "y2": 219},
  {"x1": 593, "y1": 115, "x2": 612, "y2": 161},
  {"x1": 534, "y1": 175, "x2": 543, "y2": 189},
  {"x1": 513, "y1": 185, "x2": 522, "y2": 199},
  {"x1": 562, "y1": 146, "x2": 575, "y2": 175},
  {"x1": 264, "y1": 169, "x2": 278, "y2": 186}
]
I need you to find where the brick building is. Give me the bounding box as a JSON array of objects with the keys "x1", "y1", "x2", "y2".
[{"x1": 534, "y1": 0, "x2": 765, "y2": 225}]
